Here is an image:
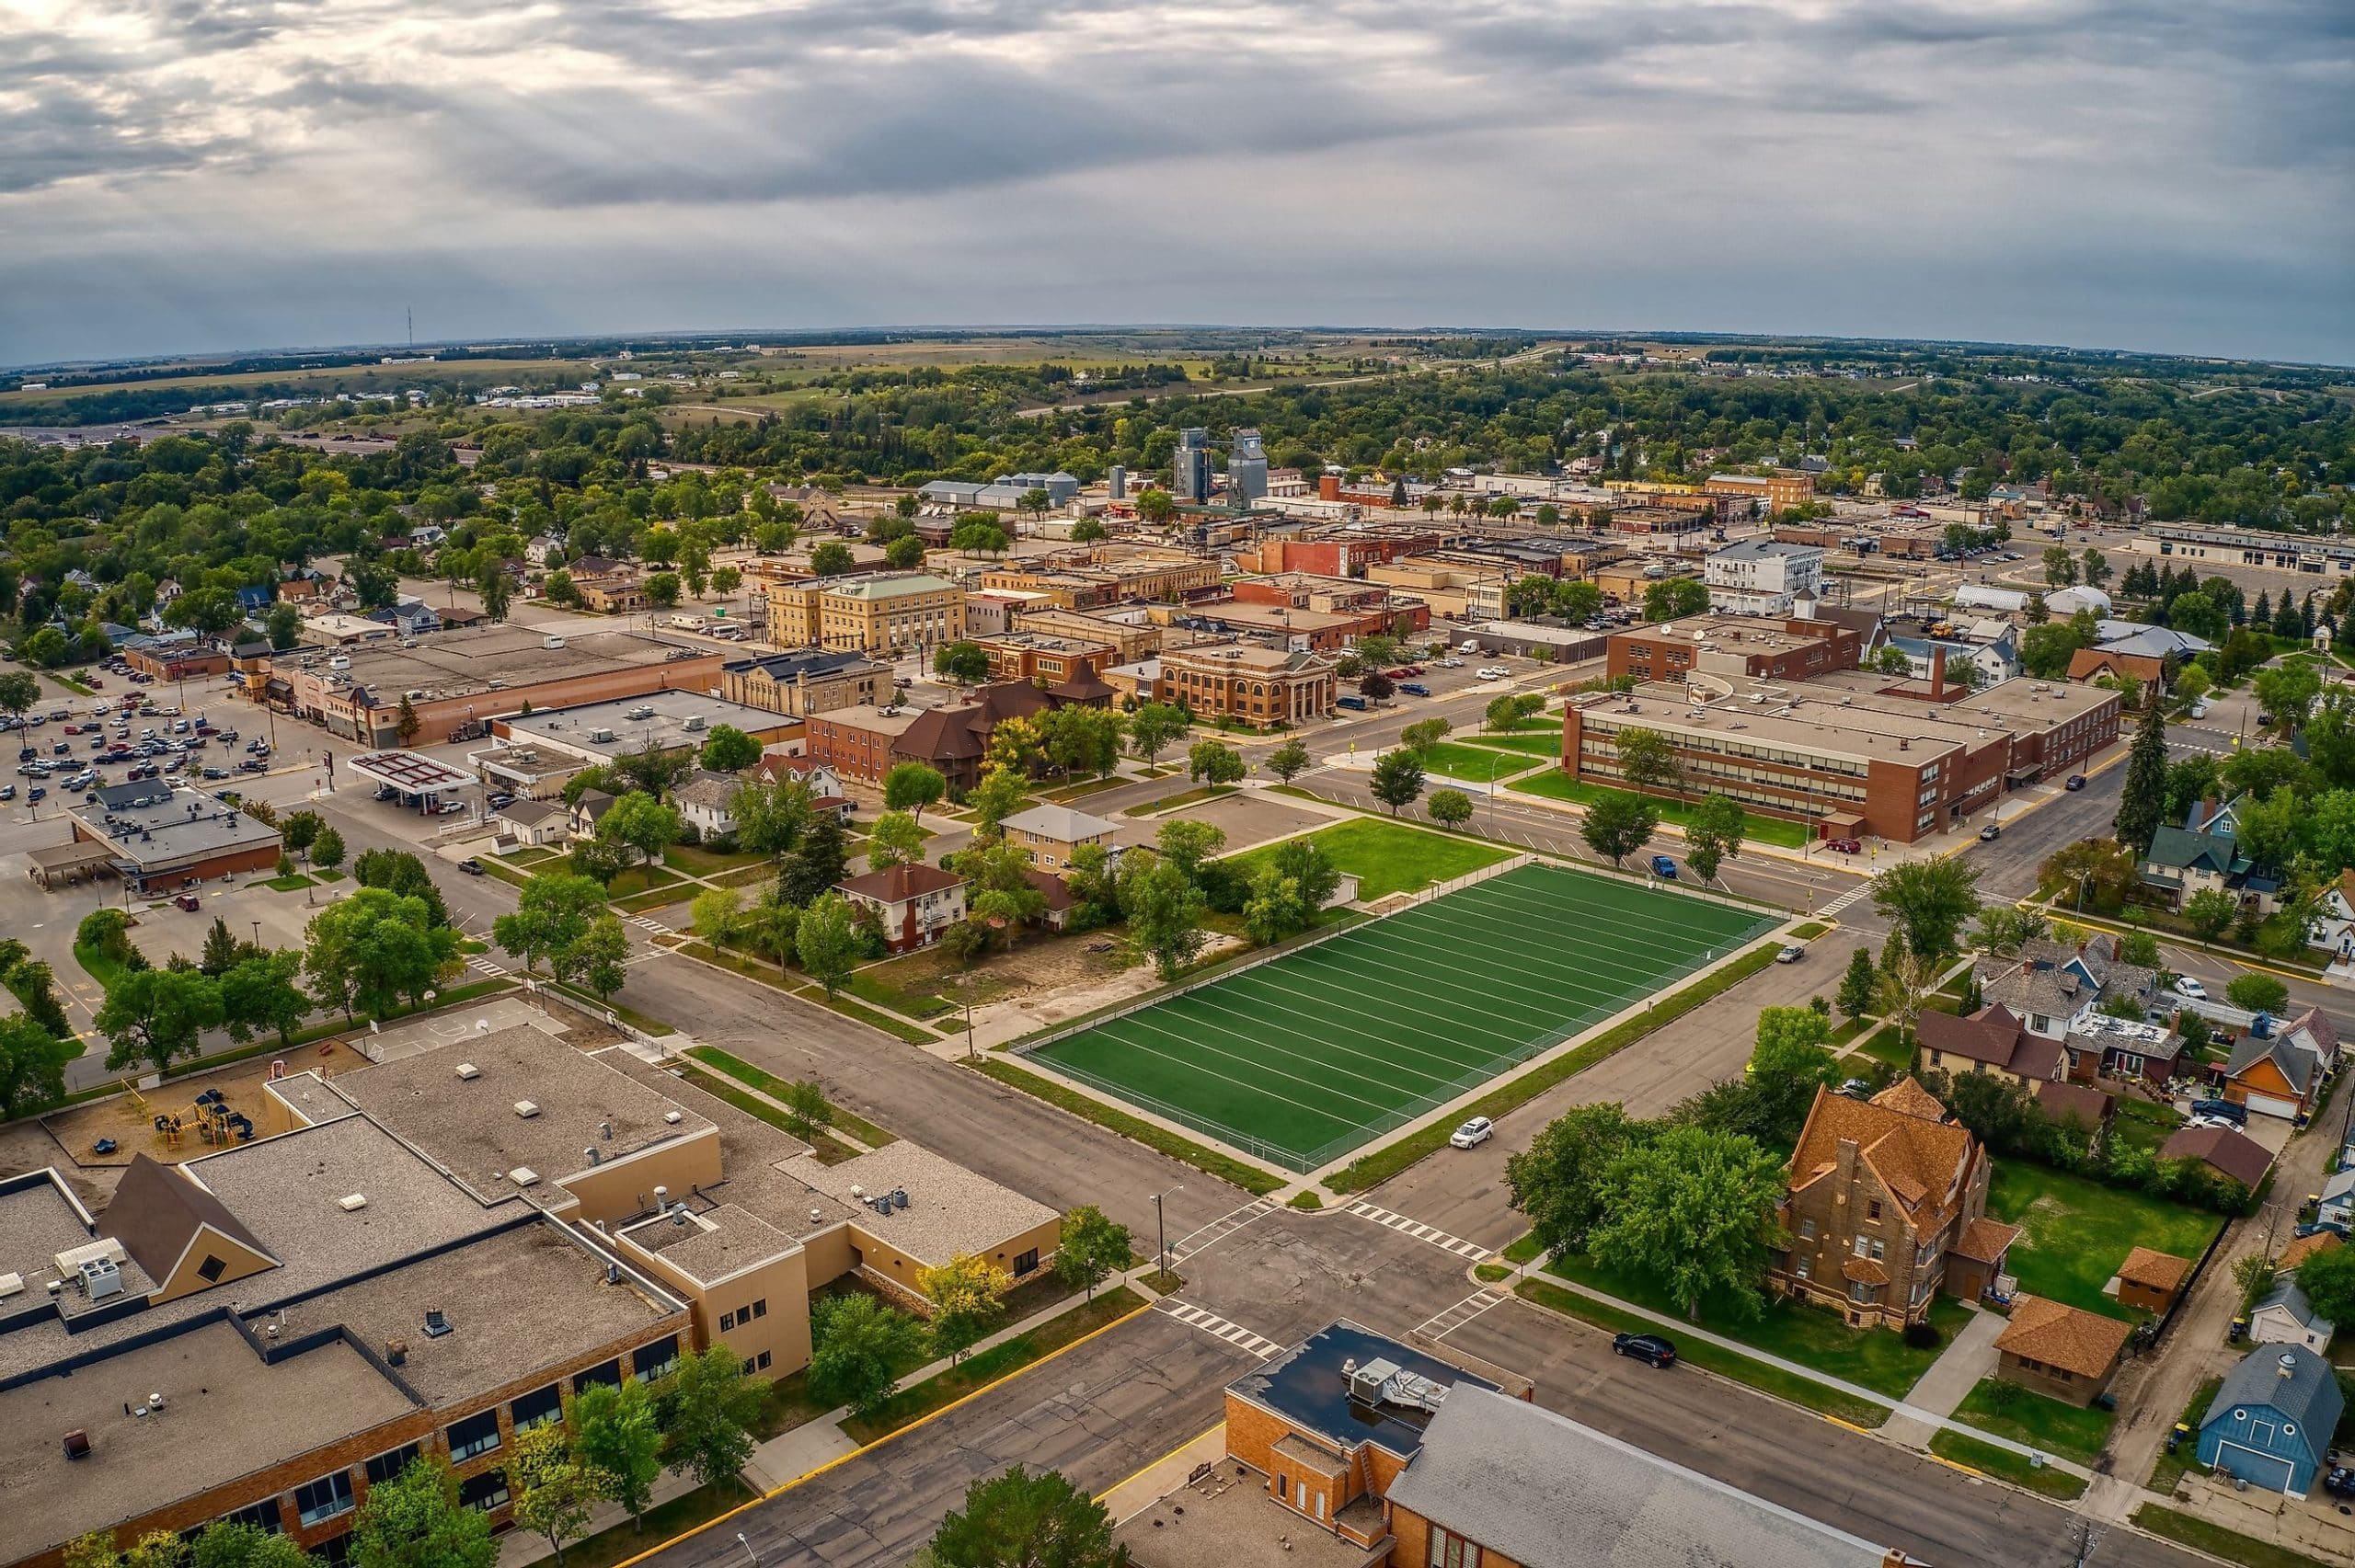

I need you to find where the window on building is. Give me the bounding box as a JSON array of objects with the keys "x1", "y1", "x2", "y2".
[
  {"x1": 1433, "y1": 1528, "x2": 1483, "y2": 1568},
  {"x1": 1798, "y1": 1219, "x2": 1816, "y2": 1242},
  {"x1": 197, "y1": 1253, "x2": 228, "y2": 1282},
  {"x1": 294, "y1": 1471, "x2": 357, "y2": 1528},
  {"x1": 1796, "y1": 1257, "x2": 1811, "y2": 1280},
  {"x1": 1867, "y1": 1200, "x2": 1882, "y2": 1222},
  {"x1": 365, "y1": 1444, "x2": 422, "y2": 1487},
  {"x1": 719, "y1": 1310, "x2": 736, "y2": 1333},
  {"x1": 220, "y1": 1500, "x2": 283, "y2": 1536},
  {"x1": 456, "y1": 1470, "x2": 510, "y2": 1513},
  {"x1": 756, "y1": 1349, "x2": 773, "y2": 1370},
  {"x1": 511, "y1": 1383, "x2": 563, "y2": 1432},
  {"x1": 574, "y1": 1359, "x2": 623, "y2": 1395},
  {"x1": 752, "y1": 1299, "x2": 767, "y2": 1319},
  {"x1": 314, "y1": 1533, "x2": 355, "y2": 1568},
  {"x1": 1013, "y1": 1248, "x2": 1040, "y2": 1276},
  {"x1": 446, "y1": 1409, "x2": 502, "y2": 1463}
]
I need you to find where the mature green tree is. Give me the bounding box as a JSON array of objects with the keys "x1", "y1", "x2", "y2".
[
  {"x1": 2225, "y1": 973, "x2": 2291, "y2": 1014},
  {"x1": 867, "y1": 809, "x2": 927, "y2": 871},
  {"x1": 1640, "y1": 577, "x2": 1708, "y2": 620},
  {"x1": 1869, "y1": 859, "x2": 1983, "y2": 958},
  {"x1": 1367, "y1": 749, "x2": 1426, "y2": 816},
  {"x1": 927, "y1": 1466, "x2": 1122, "y2": 1568},
  {"x1": 795, "y1": 893, "x2": 861, "y2": 997},
  {"x1": 350, "y1": 1458, "x2": 497, "y2": 1568},
  {"x1": 1127, "y1": 702, "x2": 1189, "y2": 764},
  {"x1": 883, "y1": 762, "x2": 948, "y2": 822},
  {"x1": 733, "y1": 774, "x2": 812, "y2": 864},
  {"x1": 1614, "y1": 727, "x2": 1684, "y2": 800},
  {"x1": 919, "y1": 1252, "x2": 1013, "y2": 1362},
  {"x1": 2117, "y1": 929, "x2": 2163, "y2": 969},
  {"x1": 302, "y1": 888, "x2": 458, "y2": 1022},
  {"x1": 1186, "y1": 739, "x2": 1245, "y2": 785},
  {"x1": 1834, "y1": 945, "x2": 1879, "y2": 1021},
  {"x1": 219, "y1": 951, "x2": 309, "y2": 1047},
  {"x1": 190, "y1": 1522, "x2": 318, "y2": 1568},
  {"x1": 1153, "y1": 818, "x2": 1226, "y2": 881},
  {"x1": 0, "y1": 1013, "x2": 75, "y2": 1119},
  {"x1": 309, "y1": 827, "x2": 345, "y2": 873},
  {"x1": 1586, "y1": 1125, "x2": 1786, "y2": 1321},
  {"x1": 1120, "y1": 856, "x2": 1209, "y2": 979},
  {"x1": 808, "y1": 1291, "x2": 928, "y2": 1417},
  {"x1": 597, "y1": 790, "x2": 682, "y2": 871},
  {"x1": 1747, "y1": 1007, "x2": 1842, "y2": 1146},
  {"x1": 2295, "y1": 1241, "x2": 2355, "y2": 1326},
  {"x1": 1426, "y1": 787, "x2": 1474, "y2": 830},
  {"x1": 571, "y1": 1379, "x2": 662, "y2": 1532},
  {"x1": 1971, "y1": 907, "x2": 2049, "y2": 956},
  {"x1": 698, "y1": 725, "x2": 762, "y2": 773},
  {"x1": 96, "y1": 967, "x2": 224, "y2": 1075},
  {"x1": 776, "y1": 813, "x2": 850, "y2": 907},
  {"x1": 509, "y1": 1423, "x2": 606, "y2": 1568},
  {"x1": 1505, "y1": 1103, "x2": 1651, "y2": 1259},
  {"x1": 495, "y1": 874, "x2": 610, "y2": 978},
  {"x1": 884, "y1": 534, "x2": 927, "y2": 569},
  {"x1": 1399, "y1": 716, "x2": 1452, "y2": 754},
  {"x1": 614, "y1": 741, "x2": 698, "y2": 801},
  {"x1": 1268, "y1": 837, "x2": 1341, "y2": 912},
  {"x1": 2183, "y1": 887, "x2": 2238, "y2": 944},
  {"x1": 1053, "y1": 1206, "x2": 1132, "y2": 1301},
  {"x1": 657, "y1": 1345, "x2": 765, "y2": 1493},
  {"x1": 1683, "y1": 793, "x2": 1743, "y2": 884},
  {"x1": 959, "y1": 839, "x2": 1048, "y2": 946},
  {"x1": 0, "y1": 671, "x2": 41, "y2": 729},
  {"x1": 564, "y1": 914, "x2": 632, "y2": 1002},
  {"x1": 1580, "y1": 790, "x2": 1659, "y2": 868},
  {"x1": 2114, "y1": 700, "x2": 2170, "y2": 853},
  {"x1": 1069, "y1": 517, "x2": 1107, "y2": 544},
  {"x1": 691, "y1": 886, "x2": 743, "y2": 946},
  {"x1": 934, "y1": 641, "x2": 990, "y2": 685},
  {"x1": 280, "y1": 810, "x2": 324, "y2": 859},
  {"x1": 4, "y1": 956, "x2": 74, "y2": 1039},
  {"x1": 1264, "y1": 736, "x2": 1312, "y2": 784}
]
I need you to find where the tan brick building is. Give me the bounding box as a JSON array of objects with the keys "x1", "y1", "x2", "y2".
[
  {"x1": 763, "y1": 571, "x2": 966, "y2": 655},
  {"x1": 1157, "y1": 643, "x2": 1338, "y2": 729},
  {"x1": 1771, "y1": 1080, "x2": 2019, "y2": 1328},
  {"x1": 716, "y1": 648, "x2": 888, "y2": 716}
]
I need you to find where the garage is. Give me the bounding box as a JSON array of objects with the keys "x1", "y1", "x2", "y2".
[
  {"x1": 2243, "y1": 1093, "x2": 2302, "y2": 1120},
  {"x1": 2211, "y1": 1440, "x2": 2297, "y2": 1494}
]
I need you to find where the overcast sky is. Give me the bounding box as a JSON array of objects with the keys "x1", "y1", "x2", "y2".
[{"x1": 3, "y1": 0, "x2": 2349, "y2": 368}]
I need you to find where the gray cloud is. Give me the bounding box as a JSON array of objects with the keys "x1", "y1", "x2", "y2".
[{"x1": 0, "y1": 0, "x2": 2347, "y2": 364}]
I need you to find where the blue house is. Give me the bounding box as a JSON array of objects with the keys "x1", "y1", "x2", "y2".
[{"x1": 2198, "y1": 1345, "x2": 2344, "y2": 1496}]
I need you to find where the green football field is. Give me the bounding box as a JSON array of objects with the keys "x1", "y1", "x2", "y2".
[{"x1": 1028, "y1": 862, "x2": 1776, "y2": 1172}]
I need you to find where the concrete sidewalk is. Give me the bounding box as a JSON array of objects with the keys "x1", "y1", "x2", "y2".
[{"x1": 1882, "y1": 1304, "x2": 2004, "y2": 1447}]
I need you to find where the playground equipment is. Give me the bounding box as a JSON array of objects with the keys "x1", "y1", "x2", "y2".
[{"x1": 153, "y1": 1088, "x2": 254, "y2": 1149}]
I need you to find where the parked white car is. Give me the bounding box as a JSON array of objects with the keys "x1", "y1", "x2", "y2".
[
  {"x1": 2172, "y1": 975, "x2": 2208, "y2": 1001},
  {"x1": 1449, "y1": 1116, "x2": 1494, "y2": 1150},
  {"x1": 1476, "y1": 666, "x2": 1511, "y2": 681}
]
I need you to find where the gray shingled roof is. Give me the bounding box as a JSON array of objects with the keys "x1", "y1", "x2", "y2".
[
  {"x1": 2226, "y1": 1031, "x2": 2319, "y2": 1092},
  {"x1": 2205, "y1": 1345, "x2": 2344, "y2": 1446},
  {"x1": 1380, "y1": 1385, "x2": 1890, "y2": 1568}
]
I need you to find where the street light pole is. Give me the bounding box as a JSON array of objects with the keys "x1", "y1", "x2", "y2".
[
  {"x1": 1151, "y1": 1182, "x2": 1183, "y2": 1283},
  {"x1": 736, "y1": 1534, "x2": 759, "y2": 1568}
]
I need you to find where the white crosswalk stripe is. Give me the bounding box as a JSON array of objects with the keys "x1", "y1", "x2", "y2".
[
  {"x1": 1343, "y1": 1201, "x2": 1490, "y2": 1261},
  {"x1": 467, "y1": 956, "x2": 506, "y2": 978},
  {"x1": 629, "y1": 916, "x2": 672, "y2": 934},
  {"x1": 1166, "y1": 1197, "x2": 1276, "y2": 1264},
  {"x1": 1416, "y1": 1288, "x2": 1509, "y2": 1339},
  {"x1": 1155, "y1": 1300, "x2": 1282, "y2": 1360},
  {"x1": 1816, "y1": 882, "x2": 1872, "y2": 917}
]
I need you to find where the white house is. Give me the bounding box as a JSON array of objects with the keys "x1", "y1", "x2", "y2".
[
  {"x1": 495, "y1": 798, "x2": 569, "y2": 847},
  {"x1": 2249, "y1": 1275, "x2": 2335, "y2": 1355},
  {"x1": 1703, "y1": 539, "x2": 1825, "y2": 616},
  {"x1": 672, "y1": 770, "x2": 742, "y2": 840}
]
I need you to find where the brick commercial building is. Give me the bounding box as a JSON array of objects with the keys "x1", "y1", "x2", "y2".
[
  {"x1": 261, "y1": 624, "x2": 727, "y2": 748},
  {"x1": 1223, "y1": 575, "x2": 1431, "y2": 640},
  {"x1": 1166, "y1": 1319, "x2": 1894, "y2": 1568},
  {"x1": 1568, "y1": 628, "x2": 2120, "y2": 843},
  {"x1": 974, "y1": 633, "x2": 1120, "y2": 691},
  {"x1": 762, "y1": 571, "x2": 966, "y2": 655},
  {"x1": 804, "y1": 681, "x2": 1055, "y2": 791},
  {"x1": 1705, "y1": 470, "x2": 1817, "y2": 512},
  {"x1": 1157, "y1": 643, "x2": 1338, "y2": 729},
  {"x1": 1771, "y1": 1080, "x2": 2019, "y2": 1328},
  {"x1": 716, "y1": 648, "x2": 887, "y2": 716},
  {"x1": 975, "y1": 549, "x2": 1220, "y2": 609},
  {"x1": 1011, "y1": 606, "x2": 1164, "y2": 665},
  {"x1": 60, "y1": 783, "x2": 285, "y2": 892}
]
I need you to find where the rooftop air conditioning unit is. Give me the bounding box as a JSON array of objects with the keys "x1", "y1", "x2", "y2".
[
  {"x1": 77, "y1": 1258, "x2": 123, "y2": 1300},
  {"x1": 454, "y1": 1060, "x2": 479, "y2": 1080},
  {"x1": 663, "y1": 1110, "x2": 683, "y2": 1125},
  {"x1": 591, "y1": 728, "x2": 615, "y2": 744},
  {"x1": 338, "y1": 1194, "x2": 367, "y2": 1212},
  {"x1": 509, "y1": 1167, "x2": 540, "y2": 1187},
  {"x1": 513, "y1": 1100, "x2": 540, "y2": 1118},
  {"x1": 543, "y1": 635, "x2": 566, "y2": 650},
  {"x1": 682, "y1": 715, "x2": 706, "y2": 731}
]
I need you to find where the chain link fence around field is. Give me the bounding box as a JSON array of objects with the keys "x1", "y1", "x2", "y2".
[{"x1": 1020, "y1": 860, "x2": 1775, "y2": 1174}]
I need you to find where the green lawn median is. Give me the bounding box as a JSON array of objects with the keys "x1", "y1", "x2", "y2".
[
  {"x1": 1929, "y1": 1430, "x2": 2086, "y2": 1500},
  {"x1": 965, "y1": 1057, "x2": 1283, "y2": 1196},
  {"x1": 1514, "y1": 1278, "x2": 1889, "y2": 1428},
  {"x1": 2131, "y1": 1505, "x2": 2333, "y2": 1568},
  {"x1": 839, "y1": 1288, "x2": 1147, "y2": 1444}
]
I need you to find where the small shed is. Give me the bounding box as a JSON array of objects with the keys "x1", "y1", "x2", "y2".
[
  {"x1": 2248, "y1": 1275, "x2": 2335, "y2": 1355},
  {"x1": 2113, "y1": 1247, "x2": 2191, "y2": 1316}
]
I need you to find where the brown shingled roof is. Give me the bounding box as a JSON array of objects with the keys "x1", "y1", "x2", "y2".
[
  {"x1": 1953, "y1": 1217, "x2": 2022, "y2": 1264},
  {"x1": 1788, "y1": 1084, "x2": 1975, "y2": 1239},
  {"x1": 1993, "y1": 1295, "x2": 2132, "y2": 1380},
  {"x1": 836, "y1": 863, "x2": 964, "y2": 903},
  {"x1": 2116, "y1": 1247, "x2": 2190, "y2": 1292},
  {"x1": 2280, "y1": 1231, "x2": 2342, "y2": 1271},
  {"x1": 106, "y1": 1154, "x2": 277, "y2": 1285},
  {"x1": 2160, "y1": 1125, "x2": 2272, "y2": 1191},
  {"x1": 1872, "y1": 1076, "x2": 1949, "y2": 1124}
]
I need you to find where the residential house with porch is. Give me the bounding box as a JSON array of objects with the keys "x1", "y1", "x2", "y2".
[
  {"x1": 1916, "y1": 1004, "x2": 2065, "y2": 1088},
  {"x1": 2142, "y1": 795, "x2": 2280, "y2": 914},
  {"x1": 1770, "y1": 1079, "x2": 2020, "y2": 1327},
  {"x1": 2222, "y1": 1026, "x2": 2326, "y2": 1120},
  {"x1": 835, "y1": 864, "x2": 966, "y2": 952},
  {"x1": 999, "y1": 803, "x2": 1120, "y2": 872},
  {"x1": 672, "y1": 771, "x2": 743, "y2": 841}
]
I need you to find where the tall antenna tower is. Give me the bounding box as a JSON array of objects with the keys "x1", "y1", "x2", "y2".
[{"x1": 407, "y1": 307, "x2": 413, "y2": 348}]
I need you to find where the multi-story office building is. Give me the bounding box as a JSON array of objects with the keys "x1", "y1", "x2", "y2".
[
  {"x1": 1156, "y1": 643, "x2": 1338, "y2": 729},
  {"x1": 716, "y1": 647, "x2": 888, "y2": 716},
  {"x1": 763, "y1": 572, "x2": 966, "y2": 656},
  {"x1": 1704, "y1": 538, "x2": 1827, "y2": 616}
]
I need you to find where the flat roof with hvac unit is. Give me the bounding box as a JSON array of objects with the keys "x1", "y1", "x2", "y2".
[
  {"x1": 494, "y1": 691, "x2": 802, "y2": 765},
  {"x1": 61, "y1": 784, "x2": 284, "y2": 887},
  {"x1": 346, "y1": 749, "x2": 478, "y2": 796}
]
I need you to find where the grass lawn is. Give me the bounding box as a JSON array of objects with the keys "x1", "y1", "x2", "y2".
[
  {"x1": 1542, "y1": 1254, "x2": 1969, "y2": 1398},
  {"x1": 1121, "y1": 784, "x2": 1235, "y2": 818},
  {"x1": 1035, "y1": 861, "x2": 1769, "y2": 1171},
  {"x1": 966, "y1": 1057, "x2": 1282, "y2": 1195},
  {"x1": 1463, "y1": 731, "x2": 1566, "y2": 758},
  {"x1": 1224, "y1": 816, "x2": 1509, "y2": 901},
  {"x1": 1506, "y1": 773, "x2": 1810, "y2": 849},
  {"x1": 1948, "y1": 1378, "x2": 2115, "y2": 1464},
  {"x1": 1929, "y1": 1430, "x2": 2087, "y2": 1499},
  {"x1": 2148, "y1": 1376, "x2": 2223, "y2": 1495},
  {"x1": 1042, "y1": 775, "x2": 1130, "y2": 803},
  {"x1": 1986, "y1": 1162, "x2": 2223, "y2": 1319},
  {"x1": 1515, "y1": 1280, "x2": 1888, "y2": 1427},
  {"x1": 1413, "y1": 742, "x2": 1546, "y2": 784},
  {"x1": 2131, "y1": 1505, "x2": 2330, "y2": 1568},
  {"x1": 72, "y1": 940, "x2": 142, "y2": 993},
  {"x1": 258, "y1": 874, "x2": 317, "y2": 892},
  {"x1": 2113, "y1": 1095, "x2": 2188, "y2": 1157},
  {"x1": 604, "y1": 863, "x2": 685, "y2": 898},
  {"x1": 542, "y1": 1481, "x2": 756, "y2": 1568},
  {"x1": 839, "y1": 1287, "x2": 1145, "y2": 1444},
  {"x1": 685, "y1": 1046, "x2": 896, "y2": 1147},
  {"x1": 663, "y1": 842, "x2": 769, "y2": 877}
]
